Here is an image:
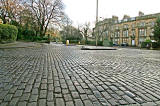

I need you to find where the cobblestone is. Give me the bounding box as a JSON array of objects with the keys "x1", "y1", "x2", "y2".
[
  {"x1": 28, "y1": 102, "x2": 37, "y2": 106},
  {"x1": 47, "y1": 102, "x2": 54, "y2": 106},
  {"x1": 0, "y1": 44, "x2": 160, "y2": 105},
  {"x1": 56, "y1": 98, "x2": 65, "y2": 106},
  {"x1": 38, "y1": 99, "x2": 46, "y2": 106},
  {"x1": 30, "y1": 95, "x2": 38, "y2": 102}
]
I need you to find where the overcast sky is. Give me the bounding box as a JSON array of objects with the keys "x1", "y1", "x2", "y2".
[{"x1": 63, "y1": 0, "x2": 160, "y2": 28}]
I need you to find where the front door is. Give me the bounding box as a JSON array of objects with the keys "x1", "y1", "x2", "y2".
[{"x1": 132, "y1": 40, "x2": 135, "y2": 46}]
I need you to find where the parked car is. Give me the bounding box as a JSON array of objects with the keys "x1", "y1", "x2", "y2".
[
  {"x1": 121, "y1": 43, "x2": 128, "y2": 46},
  {"x1": 113, "y1": 43, "x2": 119, "y2": 46}
]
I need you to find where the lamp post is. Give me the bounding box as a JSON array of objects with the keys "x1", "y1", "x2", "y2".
[
  {"x1": 96, "y1": 0, "x2": 98, "y2": 46},
  {"x1": 96, "y1": 0, "x2": 99, "y2": 23}
]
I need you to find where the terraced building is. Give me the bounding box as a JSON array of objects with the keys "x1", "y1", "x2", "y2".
[{"x1": 94, "y1": 12, "x2": 160, "y2": 46}]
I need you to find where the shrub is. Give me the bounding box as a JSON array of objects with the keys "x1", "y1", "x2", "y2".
[
  {"x1": 153, "y1": 17, "x2": 160, "y2": 42},
  {"x1": 85, "y1": 41, "x2": 95, "y2": 45},
  {"x1": 141, "y1": 41, "x2": 159, "y2": 48},
  {"x1": 0, "y1": 24, "x2": 18, "y2": 42},
  {"x1": 62, "y1": 40, "x2": 66, "y2": 44},
  {"x1": 152, "y1": 42, "x2": 160, "y2": 48},
  {"x1": 145, "y1": 39, "x2": 152, "y2": 43},
  {"x1": 109, "y1": 41, "x2": 113, "y2": 46},
  {"x1": 86, "y1": 41, "x2": 103, "y2": 46},
  {"x1": 97, "y1": 41, "x2": 103, "y2": 46},
  {"x1": 141, "y1": 42, "x2": 150, "y2": 48},
  {"x1": 80, "y1": 39, "x2": 86, "y2": 45},
  {"x1": 17, "y1": 27, "x2": 23, "y2": 40},
  {"x1": 22, "y1": 29, "x2": 36, "y2": 40},
  {"x1": 70, "y1": 40, "x2": 79, "y2": 44}
]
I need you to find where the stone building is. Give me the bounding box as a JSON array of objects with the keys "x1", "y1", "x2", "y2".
[{"x1": 94, "y1": 12, "x2": 160, "y2": 46}]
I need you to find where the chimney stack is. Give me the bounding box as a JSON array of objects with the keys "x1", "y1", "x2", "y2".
[
  {"x1": 112, "y1": 15, "x2": 118, "y2": 20},
  {"x1": 139, "y1": 11, "x2": 144, "y2": 16},
  {"x1": 123, "y1": 15, "x2": 130, "y2": 19}
]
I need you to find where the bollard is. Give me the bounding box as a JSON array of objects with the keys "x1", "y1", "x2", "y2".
[{"x1": 66, "y1": 40, "x2": 69, "y2": 46}]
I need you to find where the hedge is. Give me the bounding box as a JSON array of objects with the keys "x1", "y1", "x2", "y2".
[
  {"x1": 141, "y1": 42, "x2": 160, "y2": 48},
  {"x1": 86, "y1": 41, "x2": 103, "y2": 46},
  {"x1": 0, "y1": 24, "x2": 18, "y2": 42},
  {"x1": 22, "y1": 29, "x2": 36, "y2": 40},
  {"x1": 141, "y1": 42, "x2": 149, "y2": 48},
  {"x1": 62, "y1": 40, "x2": 104, "y2": 46},
  {"x1": 152, "y1": 42, "x2": 160, "y2": 48},
  {"x1": 62, "y1": 40, "x2": 79, "y2": 44}
]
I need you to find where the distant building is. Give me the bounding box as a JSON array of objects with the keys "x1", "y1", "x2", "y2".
[{"x1": 94, "y1": 12, "x2": 159, "y2": 46}]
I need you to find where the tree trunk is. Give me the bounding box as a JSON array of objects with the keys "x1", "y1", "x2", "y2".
[
  {"x1": 102, "y1": 34, "x2": 104, "y2": 42},
  {"x1": 2, "y1": 16, "x2": 7, "y2": 24},
  {"x1": 40, "y1": 24, "x2": 44, "y2": 37}
]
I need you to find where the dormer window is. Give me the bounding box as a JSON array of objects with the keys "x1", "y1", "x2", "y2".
[
  {"x1": 131, "y1": 17, "x2": 136, "y2": 21},
  {"x1": 124, "y1": 19, "x2": 128, "y2": 22}
]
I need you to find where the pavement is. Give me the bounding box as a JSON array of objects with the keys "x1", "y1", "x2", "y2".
[
  {"x1": 0, "y1": 42, "x2": 41, "y2": 49},
  {"x1": 0, "y1": 43, "x2": 160, "y2": 106},
  {"x1": 81, "y1": 46, "x2": 117, "y2": 50}
]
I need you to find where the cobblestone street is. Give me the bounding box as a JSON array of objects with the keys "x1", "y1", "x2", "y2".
[{"x1": 0, "y1": 44, "x2": 160, "y2": 106}]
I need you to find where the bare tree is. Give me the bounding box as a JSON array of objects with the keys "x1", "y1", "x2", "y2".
[
  {"x1": 60, "y1": 14, "x2": 72, "y2": 39},
  {"x1": 61, "y1": 14, "x2": 72, "y2": 27},
  {"x1": 27, "y1": 0, "x2": 64, "y2": 37},
  {"x1": 0, "y1": 0, "x2": 23, "y2": 23},
  {"x1": 79, "y1": 22, "x2": 90, "y2": 41},
  {"x1": 98, "y1": 25, "x2": 107, "y2": 42}
]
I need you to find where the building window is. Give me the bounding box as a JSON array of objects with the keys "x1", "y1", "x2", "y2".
[
  {"x1": 123, "y1": 24, "x2": 128, "y2": 29},
  {"x1": 139, "y1": 29, "x2": 146, "y2": 36},
  {"x1": 141, "y1": 22, "x2": 145, "y2": 26},
  {"x1": 119, "y1": 20, "x2": 122, "y2": 23},
  {"x1": 123, "y1": 31, "x2": 125, "y2": 37},
  {"x1": 117, "y1": 39, "x2": 119, "y2": 42},
  {"x1": 150, "y1": 29, "x2": 154, "y2": 36},
  {"x1": 139, "y1": 22, "x2": 145, "y2": 27},
  {"x1": 132, "y1": 30, "x2": 135, "y2": 36},
  {"x1": 144, "y1": 29, "x2": 146, "y2": 36},
  {"x1": 111, "y1": 33, "x2": 113, "y2": 37},
  {"x1": 115, "y1": 20, "x2": 118, "y2": 23},
  {"x1": 114, "y1": 31, "x2": 120, "y2": 37},
  {"x1": 139, "y1": 29, "x2": 142, "y2": 35},
  {"x1": 123, "y1": 38, "x2": 128, "y2": 43},
  {"x1": 111, "y1": 26, "x2": 114, "y2": 30},
  {"x1": 114, "y1": 32, "x2": 117, "y2": 37},
  {"x1": 132, "y1": 24, "x2": 135, "y2": 28},
  {"x1": 126, "y1": 30, "x2": 128, "y2": 37},
  {"x1": 115, "y1": 38, "x2": 119, "y2": 44},
  {"x1": 117, "y1": 31, "x2": 120, "y2": 37},
  {"x1": 151, "y1": 22, "x2": 155, "y2": 27},
  {"x1": 123, "y1": 30, "x2": 128, "y2": 37},
  {"x1": 116, "y1": 26, "x2": 119, "y2": 29},
  {"x1": 105, "y1": 31, "x2": 108, "y2": 36}
]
